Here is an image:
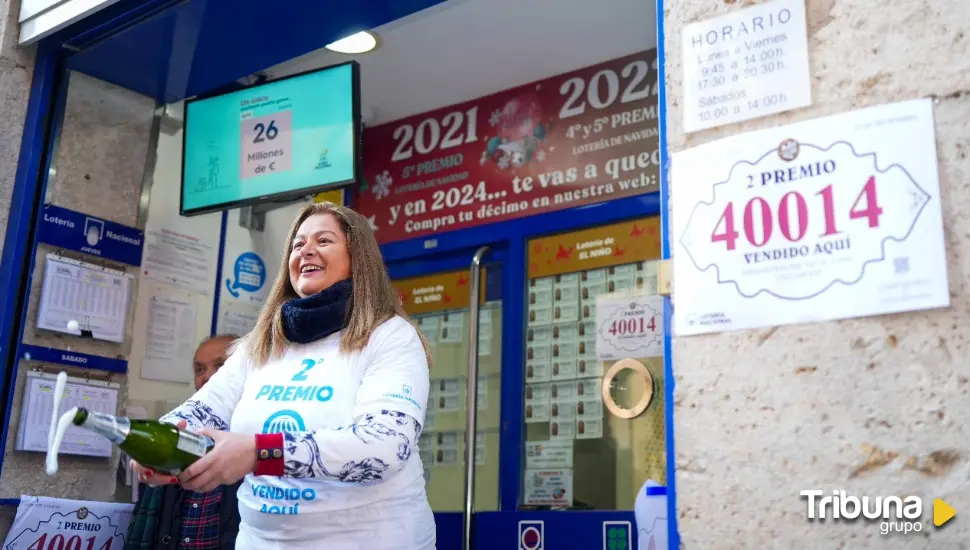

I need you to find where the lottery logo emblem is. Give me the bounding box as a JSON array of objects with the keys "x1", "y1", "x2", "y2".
[
  {"x1": 518, "y1": 520, "x2": 544, "y2": 550},
  {"x1": 83, "y1": 218, "x2": 104, "y2": 246},
  {"x1": 777, "y1": 138, "x2": 800, "y2": 162},
  {"x1": 77, "y1": 507, "x2": 89, "y2": 520},
  {"x1": 262, "y1": 410, "x2": 306, "y2": 434}
]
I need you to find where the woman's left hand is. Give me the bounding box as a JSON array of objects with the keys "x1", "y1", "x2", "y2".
[{"x1": 178, "y1": 429, "x2": 257, "y2": 492}]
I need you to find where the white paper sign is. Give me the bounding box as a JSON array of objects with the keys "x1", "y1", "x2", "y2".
[
  {"x1": 217, "y1": 300, "x2": 261, "y2": 337},
  {"x1": 36, "y1": 255, "x2": 132, "y2": 344},
  {"x1": 141, "y1": 227, "x2": 218, "y2": 296},
  {"x1": 525, "y1": 440, "x2": 574, "y2": 469},
  {"x1": 16, "y1": 373, "x2": 118, "y2": 457},
  {"x1": 681, "y1": 0, "x2": 811, "y2": 133},
  {"x1": 2, "y1": 495, "x2": 134, "y2": 550},
  {"x1": 524, "y1": 469, "x2": 573, "y2": 507},
  {"x1": 673, "y1": 99, "x2": 948, "y2": 335},
  {"x1": 595, "y1": 294, "x2": 664, "y2": 360},
  {"x1": 139, "y1": 291, "x2": 199, "y2": 383}
]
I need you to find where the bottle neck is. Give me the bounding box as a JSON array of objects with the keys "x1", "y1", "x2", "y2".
[{"x1": 78, "y1": 410, "x2": 130, "y2": 445}]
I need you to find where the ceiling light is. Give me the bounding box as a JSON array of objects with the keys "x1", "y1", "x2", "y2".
[{"x1": 325, "y1": 31, "x2": 378, "y2": 54}]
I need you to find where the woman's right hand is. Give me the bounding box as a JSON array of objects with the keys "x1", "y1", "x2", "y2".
[{"x1": 130, "y1": 419, "x2": 188, "y2": 486}]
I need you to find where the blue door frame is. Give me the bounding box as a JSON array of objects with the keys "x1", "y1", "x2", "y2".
[{"x1": 0, "y1": 0, "x2": 679, "y2": 548}]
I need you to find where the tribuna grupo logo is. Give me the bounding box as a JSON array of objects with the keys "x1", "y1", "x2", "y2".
[{"x1": 800, "y1": 490, "x2": 925, "y2": 535}]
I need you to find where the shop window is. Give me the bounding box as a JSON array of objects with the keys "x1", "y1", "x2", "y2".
[
  {"x1": 395, "y1": 269, "x2": 503, "y2": 513},
  {"x1": 522, "y1": 218, "x2": 665, "y2": 510}
]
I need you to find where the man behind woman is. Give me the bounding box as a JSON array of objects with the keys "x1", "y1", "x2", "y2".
[{"x1": 126, "y1": 334, "x2": 242, "y2": 549}]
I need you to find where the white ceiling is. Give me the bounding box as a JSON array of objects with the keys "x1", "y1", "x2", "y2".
[{"x1": 266, "y1": 0, "x2": 657, "y2": 127}]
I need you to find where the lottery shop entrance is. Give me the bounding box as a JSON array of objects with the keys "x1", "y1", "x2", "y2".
[
  {"x1": 360, "y1": 3, "x2": 670, "y2": 544},
  {"x1": 383, "y1": 202, "x2": 667, "y2": 550},
  {"x1": 8, "y1": 0, "x2": 673, "y2": 548}
]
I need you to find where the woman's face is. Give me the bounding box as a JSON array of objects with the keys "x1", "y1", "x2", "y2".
[{"x1": 288, "y1": 213, "x2": 351, "y2": 298}]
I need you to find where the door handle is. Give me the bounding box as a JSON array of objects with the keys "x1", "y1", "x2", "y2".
[{"x1": 463, "y1": 245, "x2": 489, "y2": 550}]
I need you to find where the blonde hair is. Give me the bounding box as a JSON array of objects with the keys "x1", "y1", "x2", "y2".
[{"x1": 239, "y1": 202, "x2": 429, "y2": 366}]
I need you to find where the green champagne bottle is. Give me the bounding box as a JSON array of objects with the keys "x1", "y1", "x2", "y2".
[{"x1": 72, "y1": 408, "x2": 214, "y2": 475}]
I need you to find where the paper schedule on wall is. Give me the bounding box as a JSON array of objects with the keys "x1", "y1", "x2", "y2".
[
  {"x1": 36, "y1": 254, "x2": 132, "y2": 343},
  {"x1": 16, "y1": 372, "x2": 119, "y2": 457},
  {"x1": 140, "y1": 290, "x2": 198, "y2": 383},
  {"x1": 218, "y1": 301, "x2": 261, "y2": 337}
]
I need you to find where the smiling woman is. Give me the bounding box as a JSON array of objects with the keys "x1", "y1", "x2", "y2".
[{"x1": 129, "y1": 202, "x2": 436, "y2": 549}]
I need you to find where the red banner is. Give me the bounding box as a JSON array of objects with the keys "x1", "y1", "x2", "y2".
[{"x1": 357, "y1": 50, "x2": 660, "y2": 244}]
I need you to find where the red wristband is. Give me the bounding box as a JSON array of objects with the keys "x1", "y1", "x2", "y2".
[{"x1": 254, "y1": 433, "x2": 284, "y2": 476}]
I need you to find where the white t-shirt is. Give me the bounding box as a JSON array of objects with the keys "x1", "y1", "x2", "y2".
[{"x1": 162, "y1": 316, "x2": 435, "y2": 549}]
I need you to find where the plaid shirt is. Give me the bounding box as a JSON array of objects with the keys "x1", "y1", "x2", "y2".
[
  {"x1": 125, "y1": 485, "x2": 164, "y2": 550},
  {"x1": 177, "y1": 489, "x2": 223, "y2": 549}
]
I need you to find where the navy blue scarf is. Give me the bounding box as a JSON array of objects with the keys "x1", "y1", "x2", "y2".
[{"x1": 281, "y1": 279, "x2": 353, "y2": 344}]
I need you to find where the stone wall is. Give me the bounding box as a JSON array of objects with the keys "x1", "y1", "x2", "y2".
[
  {"x1": 0, "y1": 70, "x2": 155, "y2": 535},
  {"x1": 0, "y1": 0, "x2": 34, "y2": 254},
  {"x1": 665, "y1": 0, "x2": 970, "y2": 548}
]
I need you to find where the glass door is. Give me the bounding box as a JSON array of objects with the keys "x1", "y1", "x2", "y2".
[
  {"x1": 386, "y1": 247, "x2": 506, "y2": 550},
  {"x1": 470, "y1": 215, "x2": 667, "y2": 549}
]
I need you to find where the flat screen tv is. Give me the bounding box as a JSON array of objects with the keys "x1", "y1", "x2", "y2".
[{"x1": 180, "y1": 61, "x2": 360, "y2": 216}]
